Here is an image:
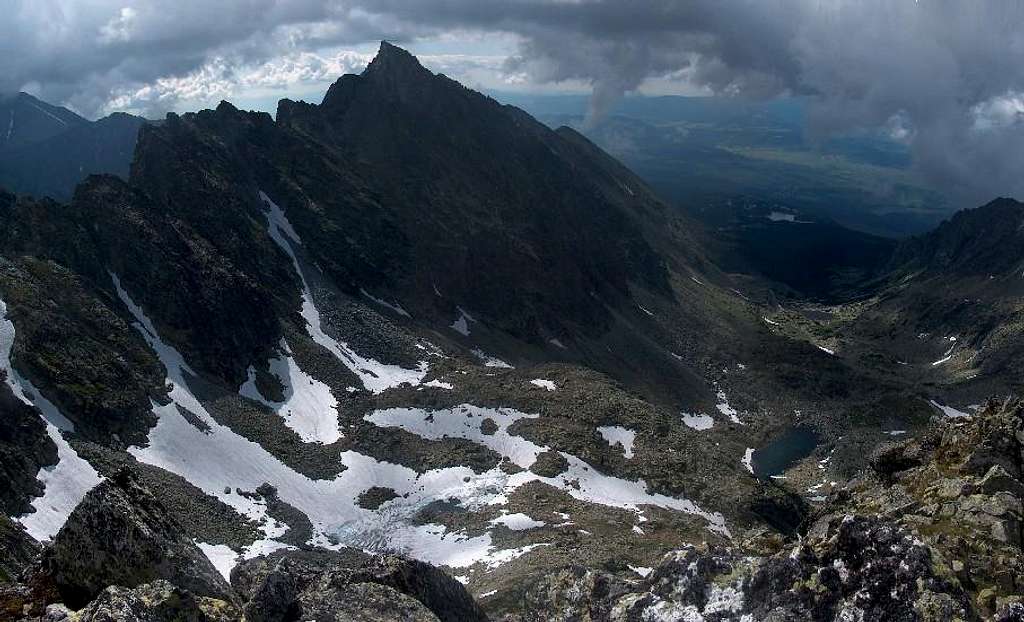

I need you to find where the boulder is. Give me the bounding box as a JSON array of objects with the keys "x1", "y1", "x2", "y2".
[
  {"x1": 69, "y1": 580, "x2": 237, "y2": 622},
  {"x1": 233, "y1": 549, "x2": 488, "y2": 622}
]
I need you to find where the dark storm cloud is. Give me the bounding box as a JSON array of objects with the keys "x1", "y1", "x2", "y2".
[{"x1": 3, "y1": 1, "x2": 1023, "y2": 204}]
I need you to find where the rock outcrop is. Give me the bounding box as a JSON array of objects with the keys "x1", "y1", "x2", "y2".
[
  {"x1": 50, "y1": 580, "x2": 238, "y2": 622},
  {"x1": 0, "y1": 515, "x2": 38, "y2": 585},
  {"x1": 1, "y1": 471, "x2": 490, "y2": 621},
  {"x1": 37, "y1": 468, "x2": 233, "y2": 609}
]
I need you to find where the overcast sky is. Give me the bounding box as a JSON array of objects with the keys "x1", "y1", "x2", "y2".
[{"x1": 3, "y1": 0, "x2": 1023, "y2": 204}]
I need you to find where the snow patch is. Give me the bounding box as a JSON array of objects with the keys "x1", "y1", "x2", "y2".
[
  {"x1": 597, "y1": 426, "x2": 636, "y2": 459},
  {"x1": 629, "y1": 565, "x2": 654, "y2": 577},
  {"x1": 424, "y1": 379, "x2": 454, "y2": 390},
  {"x1": 681, "y1": 412, "x2": 714, "y2": 431},
  {"x1": 929, "y1": 400, "x2": 971, "y2": 419},
  {"x1": 715, "y1": 389, "x2": 744, "y2": 425},
  {"x1": 490, "y1": 513, "x2": 546, "y2": 530},
  {"x1": 471, "y1": 348, "x2": 513, "y2": 369},
  {"x1": 767, "y1": 211, "x2": 797, "y2": 222},
  {"x1": 530, "y1": 379, "x2": 556, "y2": 391},
  {"x1": 451, "y1": 307, "x2": 475, "y2": 336},
  {"x1": 239, "y1": 339, "x2": 342, "y2": 444},
  {"x1": 742, "y1": 448, "x2": 755, "y2": 474},
  {"x1": 196, "y1": 541, "x2": 237, "y2": 581}
]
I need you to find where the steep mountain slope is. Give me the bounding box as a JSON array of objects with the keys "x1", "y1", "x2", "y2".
[
  {"x1": 831, "y1": 198, "x2": 1024, "y2": 405},
  {"x1": 0, "y1": 93, "x2": 86, "y2": 151},
  {"x1": 0, "y1": 94, "x2": 145, "y2": 201},
  {"x1": 0, "y1": 112, "x2": 145, "y2": 201}
]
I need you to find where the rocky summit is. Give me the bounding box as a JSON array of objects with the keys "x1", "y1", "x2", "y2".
[{"x1": 1, "y1": 42, "x2": 1023, "y2": 621}]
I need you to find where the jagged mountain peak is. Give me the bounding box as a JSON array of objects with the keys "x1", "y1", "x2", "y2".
[
  {"x1": 321, "y1": 41, "x2": 445, "y2": 110},
  {"x1": 364, "y1": 40, "x2": 429, "y2": 76}
]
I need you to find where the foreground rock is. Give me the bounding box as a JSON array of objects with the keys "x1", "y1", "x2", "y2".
[
  {"x1": 38, "y1": 468, "x2": 233, "y2": 609},
  {"x1": 0, "y1": 469, "x2": 488, "y2": 621},
  {"x1": 55, "y1": 580, "x2": 238, "y2": 622},
  {"x1": 507, "y1": 399, "x2": 1024, "y2": 621},
  {"x1": 0, "y1": 516, "x2": 38, "y2": 585},
  {"x1": 233, "y1": 549, "x2": 489, "y2": 622}
]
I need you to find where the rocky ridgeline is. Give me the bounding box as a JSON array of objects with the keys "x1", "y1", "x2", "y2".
[{"x1": 504, "y1": 399, "x2": 1024, "y2": 621}]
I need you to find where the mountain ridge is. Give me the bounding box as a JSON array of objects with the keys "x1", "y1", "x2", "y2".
[{"x1": 1, "y1": 41, "x2": 1022, "y2": 621}]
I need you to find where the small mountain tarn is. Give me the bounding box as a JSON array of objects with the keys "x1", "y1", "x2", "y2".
[{"x1": 0, "y1": 42, "x2": 1022, "y2": 620}]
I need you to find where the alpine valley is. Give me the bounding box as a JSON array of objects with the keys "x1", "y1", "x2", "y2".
[{"x1": 1, "y1": 43, "x2": 1022, "y2": 621}]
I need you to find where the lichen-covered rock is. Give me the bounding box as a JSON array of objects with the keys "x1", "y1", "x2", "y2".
[
  {"x1": 69, "y1": 580, "x2": 238, "y2": 622},
  {"x1": 38, "y1": 468, "x2": 232, "y2": 609},
  {"x1": 296, "y1": 574, "x2": 440, "y2": 622}
]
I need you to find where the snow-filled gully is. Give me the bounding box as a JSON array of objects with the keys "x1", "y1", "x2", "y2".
[{"x1": 259, "y1": 191, "x2": 427, "y2": 394}]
